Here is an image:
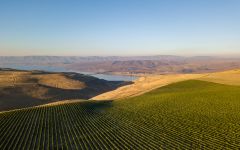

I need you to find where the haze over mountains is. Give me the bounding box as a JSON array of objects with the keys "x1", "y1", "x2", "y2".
[
  {"x1": 1, "y1": 55, "x2": 240, "y2": 74},
  {"x1": 0, "y1": 55, "x2": 186, "y2": 64}
]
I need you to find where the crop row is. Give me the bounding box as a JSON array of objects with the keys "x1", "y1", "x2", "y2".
[{"x1": 1, "y1": 80, "x2": 240, "y2": 149}]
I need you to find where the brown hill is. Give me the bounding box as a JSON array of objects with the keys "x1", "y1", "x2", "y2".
[
  {"x1": 92, "y1": 69, "x2": 240, "y2": 100},
  {"x1": 67, "y1": 58, "x2": 240, "y2": 74},
  {"x1": 92, "y1": 74, "x2": 204, "y2": 100},
  {"x1": 199, "y1": 69, "x2": 240, "y2": 86},
  {"x1": 0, "y1": 68, "x2": 129, "y2": 111}
]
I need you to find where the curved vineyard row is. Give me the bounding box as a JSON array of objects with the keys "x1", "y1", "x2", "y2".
[{"x1": 1, "y1": 80, "x2": 240, "y2": 149}]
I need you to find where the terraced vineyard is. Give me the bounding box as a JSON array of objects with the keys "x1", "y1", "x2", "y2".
[{"x1": 1, "y1": 80, "x2": 240, "y2": 149}]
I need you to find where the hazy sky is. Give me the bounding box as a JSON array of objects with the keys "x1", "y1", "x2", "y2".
[{"x1": 0, "y1": 0, "x2": 240, "y2": 56}]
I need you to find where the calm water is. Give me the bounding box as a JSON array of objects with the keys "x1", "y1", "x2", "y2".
[
  {"x1": 81, "y1": 72, "x2": 137, "y2": 81},
  {"x1": 0, "y1": 65, "x2": 137, "y2": 81}
]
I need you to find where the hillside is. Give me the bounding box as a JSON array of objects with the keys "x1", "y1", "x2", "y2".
[
  {"x1": 199, "y1": 69, "x2": 240, "y2": 86},
  {"x1": 92, "y1": 69, "x2": 240, "y2": 100},
  {"x1": 0, "y1": 69, "x2": 128, "y2": 111},
  {"x1": 1, "y1": 80, "x2": 240, "y2": 149},
  {"x1": 92, "y1": 73, "x2": 204, "y2": 100}
]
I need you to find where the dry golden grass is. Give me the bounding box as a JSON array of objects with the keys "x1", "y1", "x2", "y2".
[
  {"x1": 92, "y1": 74, "x2": 204, "y2": 100},
  {"x1": 198, "y1": 69, "x2": 240, "y2": 86},
  {"x1": 2, "y1": 69, "x2": 240, "y2": 111},
  {"x1": 92, "y1": 69, "x2": 240, "y2": 100},
  {"x1": 0, "y1": 70, "x2": 85, "y2": 111},
  {"x1": 0, "y1": 70, "x2": 119, "y2": 111},
  {"x1": 0, "y1": 71, "x2": 85, "y2": 89},
  {"x1": 0, "y1": 71, "x2": 33, "y2": 87},
  {"x1": 36, "y1": 74, "x2": 86, "y2": 89}
]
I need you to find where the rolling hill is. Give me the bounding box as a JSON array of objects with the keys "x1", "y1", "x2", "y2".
[
  {"x1": 92, "y1": 69, "x2": 240, "y2": 100},
  {"x1": 0, "y1": 69, "x2": 128, "y2": 111},
  {"x1": 1, "y1": 80, "x2": 240, "y2": 149},
  {"x1": 92, "y1": 73, "x2": 204, "y2": 100},
  {"x1": 199, "y1": 69, "x2": 240, "y2": 86}
]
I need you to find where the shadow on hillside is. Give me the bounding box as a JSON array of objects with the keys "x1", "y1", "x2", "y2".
[
  {"x1": 41, "y1": 80, "x2": 133, "y2": 100},
  {"x1": 55, "y1": 72, "x2": 134, "y2": 99},
  {"x1": 80, "y1": 100, "x2": 114, "y2": 114},
  {"x1": 0, "y1": 78, "x2": 133, "y2": 111}
]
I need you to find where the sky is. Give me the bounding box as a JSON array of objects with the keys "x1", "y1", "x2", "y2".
[{"x1": 0, "y1": 0, "x2": 240, "y2": 56}]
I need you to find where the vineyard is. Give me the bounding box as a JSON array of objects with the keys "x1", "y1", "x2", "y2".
[{"x1": 1, "y1": 80, "x2": 240, "y2": 149}]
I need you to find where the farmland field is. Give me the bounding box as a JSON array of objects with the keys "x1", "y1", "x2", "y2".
[{"x1": 1, "y1": 80, "x2": 240, "y2": 149}]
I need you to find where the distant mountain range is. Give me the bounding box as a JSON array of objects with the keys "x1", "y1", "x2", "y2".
[
  {"x1": 0, "y1": 55, "x2": 240, "y2": 74},
  {"x1": 0, "y1": 55, "x2": 185, "y2": 64}
]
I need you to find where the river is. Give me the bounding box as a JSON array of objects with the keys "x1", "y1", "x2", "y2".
[{"x1": 0, "y1": 65, "x2": 137, "y2": 81}]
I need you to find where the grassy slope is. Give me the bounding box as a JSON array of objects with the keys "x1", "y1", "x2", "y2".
[{"x1": 1, "y1": 80, "x2": 240, "y2": 149}]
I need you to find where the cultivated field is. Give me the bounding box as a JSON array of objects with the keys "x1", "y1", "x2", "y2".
[{"x1": 1, "y1": 80, "x2": 240, "y2": 149}]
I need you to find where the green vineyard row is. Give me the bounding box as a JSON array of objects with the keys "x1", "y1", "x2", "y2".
[{"x1": 1, "y1": 80, "x2": 240, "y2": 149}]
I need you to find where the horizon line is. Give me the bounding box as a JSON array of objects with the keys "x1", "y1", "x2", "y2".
[{"x1": 0, "y1": 54, "x2": 240, "y2": 58}]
